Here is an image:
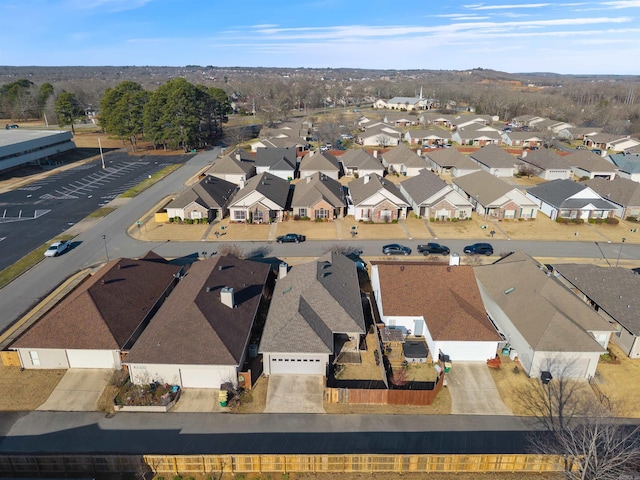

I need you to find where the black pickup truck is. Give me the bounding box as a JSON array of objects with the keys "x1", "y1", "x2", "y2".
[{"x1": 416, "y1": 243, "x2": 450, "y2": 255}]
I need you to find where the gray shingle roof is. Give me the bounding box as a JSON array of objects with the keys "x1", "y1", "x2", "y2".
[
  {"x1": 474, "y1": 252, "x2": 611, "y2": 352},
  {"x1": 206, "y1": 155, "x2": 255, "y2": 176},
  {"x1": 565, "y1": 150, "x2": 618, "y2": 173},
  {"x1": 259, "y1": 253, "x2": 365, "y2": 354},
  {"x1": 299, "y1": 151, "x2": 341, "y2": 174},
  {"x1": 552, "y1": 264, "x2": 640, "y2": 336},
  {"x1": 526, "y1": 179, "x2": 617, "y2": 210},
  {"x1": 347, "y1": 173, "x2": 408, "y2": 206},
  {"x1": 381, "y1": 144, "x2": 428, "y2": 168},
  {"x1": 229, "y1": 172, "x2": 291, "y2": 209},
  {"x1": 166, "y1": 176, "x2": 237, "y2": 210},
  {"x1": 337, "y1": 149, "x2": 384, "y2": 170},
  {"x1": 400, "y1": 169, "x2": 448, "y2": 204},
  {"x1": 291, "y1": 172, "x2": 346, "y2": 209},
  {"x1": 124, "y1": 256, "x2": 271, "y2": 366},
  {"x1": 581, "y1": 177, "x2": 640, "y2": 207},
  {"x1": 452, "y1": 170, "x2": 514, "y2": 204},
  {"x1": 425, "y1": 149, "x2": 479, "y2": 170},
  {"x1": 255, "y1": 147, "x2": 298, "y2": 169},
  {"x1": 469, "y1": 145, "x2": 522, "y2": 169},
  {"x1": 518, "y1": 149, "x2": 571, "y2": 170}
]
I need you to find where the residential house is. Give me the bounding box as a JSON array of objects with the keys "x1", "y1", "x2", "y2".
[
  {"x1": 404, "y1": 129, "x2": 452, "y2": 146},
  {"x1": 205, "y1": 154, "x2": 255, "y2": 185},
  {"x1": 565, "y1": 150, "x2": 618, "y2": 180},
  {"x1": 525, "y1": 179, "x2": 617, "y2": 221},
  {"x1": 291, "y1": 172, "x2": 347, "y2": 220},
  {"x1": 452, "y1": 171, "x2": 538, "y2": 219},
  {"x1": 347, "y1": 173, "x2": 409, "y2": 222},
  {"x1": 165, "y1": 176, "x2": 237, "y2": 222},
  {"x1": 501, "y1": 131, "x2": 543, "y2": 148},
  {"x1": 259, "y1": 252, "x2": 366, "y2": 375},
  {"x1": 227, "y1": 172, "x2": 291, "y2": 223},
  {"x1": 371, "y1": 262, "x2": 502, "y2": 362},
  {"x1": 609, "y1": 153, "x2": 640, "y2": 182},
  {"x1": 552, "y1": 264, "x2": 640, "y2": 359},
  {"x1": 124, "y1": 255, "x2": 271, "y2": 388},
  {"x1": 468, "y1": 144, "x2": 522, "y2": 178},
  {"x1": 455, "y1": 115, "x2": 496, "y2": 128},
  {"x1": 452, "y1": 122, "x2": 503, "y2": 146},
  {"x1": 380, "y1": 144, "x2": 428, "y2": 176},
  {"x1": 11, "y1": 253, "x2": 182, "y2": 370},
  {"x1": 337, "y1": 149, "x2": 385, "y2": 177},
  {"x1": 518, "y1": 149, "x2": 573, "y2": 180},
  {"x1": 399, "y1": 169, "x2": 473, "y2": 219},
  {"x1": 251, "y1": 137, "x2": 304, "y2": 152},
  {"x1": 358, "y1": 124, "x2": 402, "y2": 147},
  {"x1": 254, "y1": 147, "x2": 298, "y2": 180},
  {"x1": 422, "y1": 113, "x2": 456, "y2": 128},
  {"x1": 298, "y1": 150, "x2": 342, "y2": 180},
  {"x1": 374, "y1": 96, "x2": 431, "y2": 111},
  {"x1": 585, "y1": 133, "x2": 640, "y2": 153},
  {"x1": 424, "y1": 149, "x2": 481, "y2": 177},
  {"x1": 556, "y1": 126, "x2": 602, "y2": 142},
  {"x1": 382, "y1": 114, "x2": 420, "y2": 127},
  {"x1": 580, "y1": 177, "x2": 640, "y2": 220},
  {"x1": 474, "y1": 252, "x2": 613, "y2": 379}
]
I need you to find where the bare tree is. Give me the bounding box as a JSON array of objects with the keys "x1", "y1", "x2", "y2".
[{"x1": 525, "y1": 357, "x2": 640, "y2": 479}]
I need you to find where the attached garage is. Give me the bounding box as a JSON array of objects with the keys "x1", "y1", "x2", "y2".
[
  {"x1": 66, "y1": 349, "x2": 120, "y2": 369},
  {"x1": 180, "y1": 366, "x2": 231, "y2": 389},
  {"x1": 268, "y1": 354, "x2": 326, "y2": 375}
]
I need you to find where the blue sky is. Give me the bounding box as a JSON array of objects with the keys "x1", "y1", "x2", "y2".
[{"x1": 1, "y1": 0, "x2": 639, "y2": 74}]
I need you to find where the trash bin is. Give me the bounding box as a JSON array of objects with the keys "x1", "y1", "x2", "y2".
[{"x1": 218, "y1": 390, "x2": 228, "y2": 407}]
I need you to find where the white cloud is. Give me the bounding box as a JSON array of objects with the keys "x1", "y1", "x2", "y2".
[
  {"x1": 601, "y1": 0, "x2": 640, "y2": 7},
  {"x1": 464, "y1": 3, "x2": 552, "y2": 10}
]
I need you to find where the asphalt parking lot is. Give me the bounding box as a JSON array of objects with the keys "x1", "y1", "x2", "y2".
[{"x1": 0, "y1": 151, "x2": 189, "y2": 270}]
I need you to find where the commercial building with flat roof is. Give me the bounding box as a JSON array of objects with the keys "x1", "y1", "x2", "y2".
[{"x1": 0, "y1": 130, "x2": 76, "y2": 173}]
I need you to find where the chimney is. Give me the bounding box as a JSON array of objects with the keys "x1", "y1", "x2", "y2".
[
  {"x1": 239, "y1": 180, "x2": 245, "y2": 190},
  {"x1": 521, "y1": 150, "x2": 527, "y2": 158},
  {"x1": 279, "y1": 262, "x2": 288, "y2": 279},
  {"x1": 306, "y1": 176, "x2": 311, "y2": 183},
  {"x1": 373, "y1": 150, "x2": 378, "y2": 158},
  {"x1": 364, "y1": 174, "x2": 370, "y2": 184},
  {"x1": 417, "y1": 149, "x2": 421, "y2": 156},
  {"x1": 235, "y1": 152, "x2": 241, "y2": 161},
  {"x1": 221, "y1": 287, "x2": 235, "y2": 308}
]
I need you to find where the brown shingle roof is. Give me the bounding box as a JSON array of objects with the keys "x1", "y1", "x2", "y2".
[
  {"x1": 374, "y1": 262, "x2": 500, "y2": 342},
  {"x1": 12, "y1": 256, "x2": 181, "y2": 350},
  {"x1": 124, "y1": 256, "x2": 271, "y2": 366}
]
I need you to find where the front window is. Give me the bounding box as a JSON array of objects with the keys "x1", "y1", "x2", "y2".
[
  {"x1": 315, "y1": 208, "x2": 329, "y2": 219},
  {"x1": 299, "y1": 208, "x2": 307, "y2": 218},
  {"x1": 254, "y1": 209, "x2": 264, "y2": 223},
  {"x1": 234, "y1": 210, "x2": 246, "y2": 221}
]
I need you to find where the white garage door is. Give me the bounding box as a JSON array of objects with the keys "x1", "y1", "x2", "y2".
[
  {"x1": 66, "y1": 349, "x2": 117, "y2": 369},
  {"x1": 180, "y1": 368, "x2": 219, "y2": 388},
  {"x1": 270, "y1": 355, "x2": 326, "y2": 375}
]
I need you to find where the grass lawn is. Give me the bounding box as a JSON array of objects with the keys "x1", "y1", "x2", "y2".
[
  {"x1": 120, "y1": 164, "x2": 183, "y2": 198},
  {"x1": 0, "y1": 365, "x2": 65, "y2": 410}
]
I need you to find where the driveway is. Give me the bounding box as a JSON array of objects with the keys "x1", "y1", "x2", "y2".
[
  {"x1": 446, "y1": 362, "x2": 512, "y2": 415},
  {"x1": 264, "y1": 375, "x2": 325, "y2": 413},
  {"x1": 171, "y1": 389, "x2": 224, "y2": 413},
  {"x1": 37, "y1": 369, "x2": 112, "y2": 411}
]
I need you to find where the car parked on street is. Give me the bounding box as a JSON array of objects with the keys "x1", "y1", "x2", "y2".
[
  {"x1": 44, "y1": 240, "x2": 71, "y2": 257},
  {"x1": 417, "y1": 243, "x2": 450, "y2": 255},
  {"x1": 276, "y1": 233, "x2": 306, "y2": 244},
  {"x1": 463, "y1": 242, "x2": 494, "y2": 255},
  {"x1": 382, "y1": 244, "x2": 411, "y2": 256}
]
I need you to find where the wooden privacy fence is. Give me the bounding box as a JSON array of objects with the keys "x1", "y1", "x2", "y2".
[
  {"x1": 325, "y1": 372, "x2": 444, "y2": 405},
  {"x1": 0, "y1": 454, "x2": 566, "y2": 475}
]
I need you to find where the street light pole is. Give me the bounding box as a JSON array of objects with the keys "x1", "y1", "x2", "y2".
[
  {"x1": 615, "y1": 237, "x2": 627, "y2": 268},
  {"x1": 102, "y1": 234, "x2": 110, "y2": 262}
]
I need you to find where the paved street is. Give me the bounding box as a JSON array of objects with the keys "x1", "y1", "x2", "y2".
[{"x1": 0, "y1": 411, "x2": 541, "y2": 454}]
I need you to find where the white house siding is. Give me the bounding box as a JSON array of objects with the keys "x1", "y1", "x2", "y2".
[
  {"x1": 16, "y1": 348, "x2": 69, "y2": 369},
  {"x1": 434, "y1": 341, "x2": 498, "y2": 363},
  {"x1": 616, "y1": 171, "x2": 640, "y2": 183},
  {"x1": 66, "y1": 349, "x2": 121, "y2": 369},
  {"x1": 299, "y1": 169, "x2": 339, "y2": 180},
  {"x1": 209, "y1": 172, "x2": 249, "y2": 185},
  {"x1": 127, "y1": 363, "x2": 237, "y2": 388},
  {"x1": 270, "y1": 169, "x2": 295, "y2": 181},
  {"x1": 541, "y1": 169, "x2": 572, "y2": 181},
  {"x1": 529, "y1": 352, "x2": 599, "y2": 380},
  {"x1": 525, "y1": 193, "x2": 556, "y2": 220},
  {"x1": 262, "y1": 353, "x2": 328, "y2": 375}
]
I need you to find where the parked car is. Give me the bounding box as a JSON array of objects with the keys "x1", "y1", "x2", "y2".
[
  {"x1": 417, "y1": 243, "x2": 450, "y2": 255},
  {"x1": 276, "y1": 233, "x2": 306, "y2": 244},
  {"x1": 5, "y1": 124, "x2": 19, "y2": 129},
  {"x1": 44, "y1": 240, "x2": 71, "y2": 257},
  {"x1": 463, "y1": 243, "x2": 494, "y2": 256},
  {"x1": 382, "y1": 244, "x2": 411, "y2": 256}
]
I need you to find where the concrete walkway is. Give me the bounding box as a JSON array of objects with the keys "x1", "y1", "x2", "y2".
[
  {"x1": 447, "y1": 362, "x2": 513, "y2": 415},
  {"x1": 37, "y1": 369, "x2": 113, "y2": 412},
  {"x1": 264, "y1": 375, "x2": 325, "y2": 413}
]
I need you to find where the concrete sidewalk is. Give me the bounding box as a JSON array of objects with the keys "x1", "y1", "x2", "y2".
[{"x1": 37, "y1": 369, "x2": 113, "y2": 412}]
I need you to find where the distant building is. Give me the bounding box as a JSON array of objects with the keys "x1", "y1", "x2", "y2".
[{"x1": 0, "y1": 130, "x2": 76, "y2": 173}]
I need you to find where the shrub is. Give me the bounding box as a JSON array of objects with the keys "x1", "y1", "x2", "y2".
[
  {"x1": 391, "y1": 219, "x2": 398, "y2": 224},
  {"x1": 625, "y1": 216, "x2": 638, "y2": 222},
  {"x1": 606, "y1": 217, "x2": 619, "y2": 225},
  {"x1": 571, "y1": 218, "x2": 584, "y2": 224},
  {"x1": 556, "y1": 218, "x2": 570, "y2": 224},
  {"x1": 293, "y1": 214, "x2": 300, "y2": 221},
  {"x1": 429, "y1": 217, "x2": 435, "y2": 222},
  {"x1": 589, "y1": 218, "x2": 596, "y2": 224},
  {"x1": 315, "y1": 217, "x2": 323, "y2": 222},
  {"x1": 169, "y1": 217, "x2": 174, "y2": 223},
  {"x1": 451, "y1": 217, "x2": 458, "y2": 222}
]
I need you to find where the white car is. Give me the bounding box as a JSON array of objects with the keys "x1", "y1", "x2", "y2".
[{"x1": 44, "y1": 240, "x2": 70, "y2": 257}]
